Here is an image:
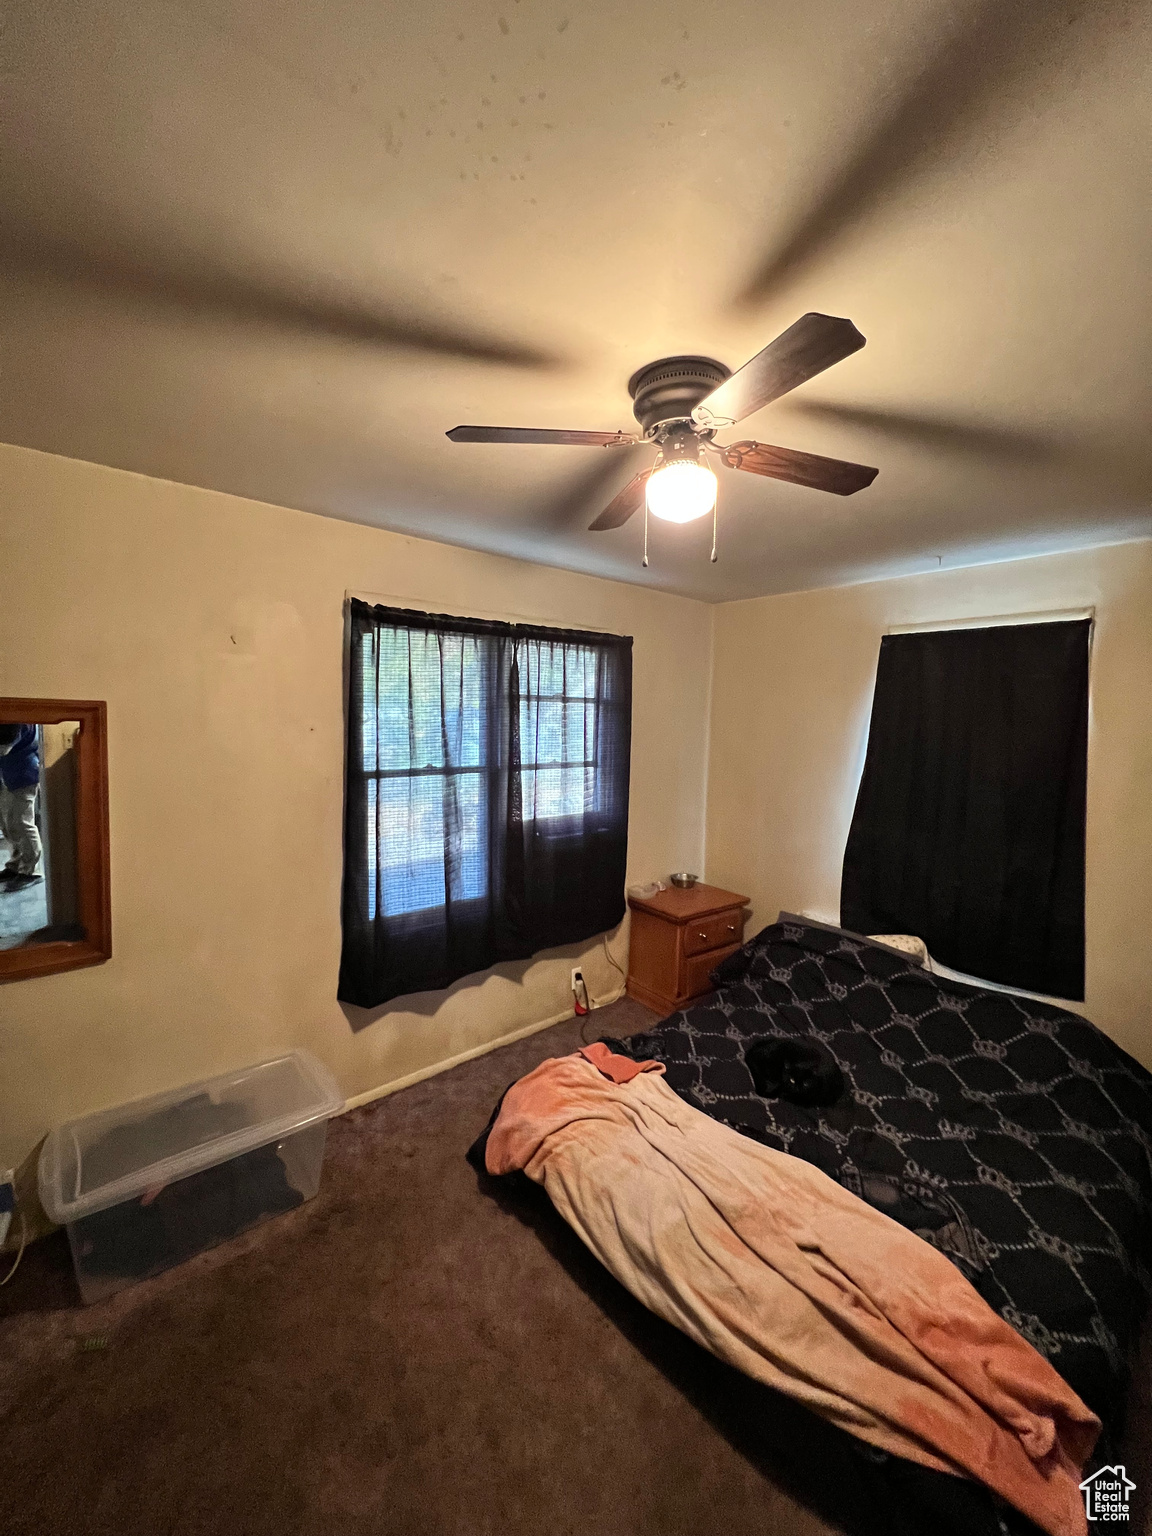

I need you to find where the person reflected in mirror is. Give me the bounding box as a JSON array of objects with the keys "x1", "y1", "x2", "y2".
[{"x1": 0, "y1": 724, "x2": 43, "y2": 890}]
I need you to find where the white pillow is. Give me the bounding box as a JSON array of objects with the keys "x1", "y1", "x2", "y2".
[{"x1": 867, "y1": 933, "x2": 929, "y2": 968}]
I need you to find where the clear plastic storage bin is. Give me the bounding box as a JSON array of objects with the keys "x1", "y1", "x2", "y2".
[{"x1": 38, "y1": 1049, "x2": 344, "y2": 1303}]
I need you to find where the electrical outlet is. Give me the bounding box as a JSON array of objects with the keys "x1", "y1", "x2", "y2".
[
  {"x1": 0, "y1": 1170, "x2": 14, "y2": 1250},
  {"x1": 570, "y1": 968, "x2": 584, "y2": 993}
]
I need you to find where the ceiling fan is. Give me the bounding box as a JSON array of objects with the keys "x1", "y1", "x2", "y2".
[{"x1": 447, "y1": 312, "x2": 879, "y2": 565}]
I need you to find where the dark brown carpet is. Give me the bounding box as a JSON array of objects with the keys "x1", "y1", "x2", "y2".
[
  {"x1": 0, "y1": 1000, "x2": 837, "y2": 1536},
  {"x1": 3, "y1": 1001, "x2": 1147, "y2": 1535}
]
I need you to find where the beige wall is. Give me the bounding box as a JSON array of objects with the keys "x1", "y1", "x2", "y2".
[
  {"x1": 3, "y1": 438, "x2": 1150, "y2": 1189},
  {"x1": 0, "y1": 443, "x2": 713, "y2": 1175},
  {"x1": 706, "y1": 541, "x2": 1152, "y2": 1068}
]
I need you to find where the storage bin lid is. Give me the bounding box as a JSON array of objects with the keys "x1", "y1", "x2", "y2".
[{"x1": 38, "y1": 1049, "x2": 344, "y2": 1223}]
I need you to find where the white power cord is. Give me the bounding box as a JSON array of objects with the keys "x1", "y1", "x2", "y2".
[
  {"x1": 585, "y1": 934, "x2": 627, "y2": 1009},
  {"x1": 602, "y1": 931, "x2": 626, "y2": 984}
]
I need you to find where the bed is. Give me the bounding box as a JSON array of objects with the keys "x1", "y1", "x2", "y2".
[{"x1": 473, "y1": 915, "x2": 1152, "y2": 1534}]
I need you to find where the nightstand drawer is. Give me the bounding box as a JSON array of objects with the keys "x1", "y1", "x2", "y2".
[
  {"x1": 682, "y1": 943, "x2": 741, "y2": 999},
  {"x1": 683, "y1": 908, "x2": 745, "y2": 956}
]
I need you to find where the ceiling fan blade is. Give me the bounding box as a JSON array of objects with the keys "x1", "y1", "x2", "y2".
[
  {"x1": 720, "y1": 440, "x2": 878, "y2": 495},
  {"x1": 780, "y1": 401, "x2": 1152, "y2": 499},
  {"x1": 447, "y1": 425, "x2": 639, "y2": 446},
  {"x1": 693, "y1": 314, "x2": 865, "y2": 428},
  {"x1": 588, "y1": 469, "x2": 653, "y2": 530}
]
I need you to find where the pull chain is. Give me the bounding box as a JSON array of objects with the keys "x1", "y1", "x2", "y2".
[
  {"x1": 642, "y1": 500, "x2": 649, "y2": 567},
  {"x1": 710, "y1": 498, "x2": 718, "y2": 563}
]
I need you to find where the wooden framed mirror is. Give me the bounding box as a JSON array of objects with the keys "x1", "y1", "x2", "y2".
[{"x1": 0, "y1": 699, "x2": 111, "y2": 982}]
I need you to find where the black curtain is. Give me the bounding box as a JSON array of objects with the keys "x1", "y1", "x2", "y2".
[
  {"x1": 841, "y1": 620, "x2": 1089, "y2": 999},
  {"x1": 339, "y1": 601, "x2": 632, "y2": 1008}
]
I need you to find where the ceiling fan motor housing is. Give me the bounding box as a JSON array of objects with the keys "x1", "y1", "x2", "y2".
[{"x1": 628, "y1": 355, "x2": 730, "y2": 436}]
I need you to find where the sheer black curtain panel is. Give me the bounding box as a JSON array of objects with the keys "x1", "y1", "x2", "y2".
[
  {"x1": 841, "y1": 620, "x2": 1089, "y2": 999},
  {"x1": 339, "y1": 601, "x2": 632, "y2": 1008}
]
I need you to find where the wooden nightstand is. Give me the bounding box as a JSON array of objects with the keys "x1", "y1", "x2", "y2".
[{"x1": 626, "y1": 882, "x2": 750, "y2": 1016}]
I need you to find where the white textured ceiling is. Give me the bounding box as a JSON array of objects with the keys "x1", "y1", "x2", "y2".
[{"x1": 2, "y1": 0, "x2": 1151, "y2": 600}]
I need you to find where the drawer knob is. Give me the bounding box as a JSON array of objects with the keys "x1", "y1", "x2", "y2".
[
  {"x1": 727, "y1": 923, "x2": 736, "y2": 933},
  {"x1": 698, "y1": 931, "x2": 707, "y2": 940}
]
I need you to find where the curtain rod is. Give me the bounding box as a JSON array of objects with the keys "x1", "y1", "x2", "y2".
[
  {"x1": 887, "y1": 607, "x2": 1095, "y2": 635},
  {"x1": 345, "y1": 589, "x2": 617, "y2": 635}
]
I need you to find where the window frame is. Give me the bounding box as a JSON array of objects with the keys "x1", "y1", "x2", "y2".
[{"x1": 343, "y1": 593, "x2": 629, "y2": 922}]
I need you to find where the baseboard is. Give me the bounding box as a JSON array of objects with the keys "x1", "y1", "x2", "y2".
[{"x1": 340, "y1": 983, "x2": 627, "y2": 1115}]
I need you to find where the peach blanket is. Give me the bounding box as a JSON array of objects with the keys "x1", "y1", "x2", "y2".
[{"x1": 486, "y1": 1046, "x2": 1099, "y2": 1536}]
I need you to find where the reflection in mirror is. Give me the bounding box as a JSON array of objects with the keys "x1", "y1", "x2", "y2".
[
  {"x1": 0, "y1": 720, "x2": 86, "y2": 950},
  {"x1": 0, "y1": 699, "x2": 110, "y2": 982}
]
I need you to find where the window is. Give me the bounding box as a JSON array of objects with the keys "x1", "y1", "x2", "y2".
[
  {"x1": 339, "y1": 602, "x2": 632, "y2": 1008},
  {"x1": 516, "y1": 641, "x2": 606, "y2": 825},
  {"x1": 361, "y1": 624, "x2": 488, "y2": 919},
  {"x1": 841, "y1": 618, "x2": 1090, "y2": 999}
]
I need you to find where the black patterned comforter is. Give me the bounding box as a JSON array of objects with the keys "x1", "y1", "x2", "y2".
[{"x1": 610, "y1": 917, "x2": 1152, "y2": 1452}]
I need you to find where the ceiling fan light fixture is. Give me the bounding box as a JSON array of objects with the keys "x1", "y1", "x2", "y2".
[
  {"x1": 446, "y1": 314, "x2": 878, "y2": 555},
  {"x1": 645, "y1": 460, "x2": 717, "y2": 523}
]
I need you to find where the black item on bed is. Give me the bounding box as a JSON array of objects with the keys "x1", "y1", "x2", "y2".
[
  {"x1": 608, "y1": 916, "x2": 1152, "y2": 1463},
  {"x1": 744, "y1": 1036, "x2": 845, "y2": 1106}
]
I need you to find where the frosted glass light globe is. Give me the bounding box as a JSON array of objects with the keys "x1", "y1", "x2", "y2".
[{"x1": 646, "y1": 460, "x2": 718, "y2": 523}]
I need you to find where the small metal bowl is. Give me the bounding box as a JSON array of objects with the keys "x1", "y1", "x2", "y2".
[{"x1": 670, "y1": 872, "x2": 698, "y2": 889}]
